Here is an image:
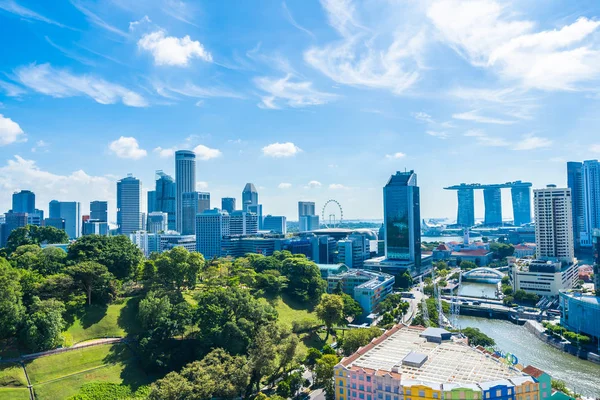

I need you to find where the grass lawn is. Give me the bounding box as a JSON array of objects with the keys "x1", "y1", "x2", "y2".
[
  {"x1": 0, "y1": 387, "x2": 30, "y2": 400},
  {"x1": 27, "y1": 344, "x2": 152, "y2": 400},
  {"x1": 0, "y1": 363, "x2": 27, "y2": 388},
  {"x1": 263, "y1": 293, "x2": 320, "y2": 330},
  {"x1": 64, "y1": 297, "x2": 141, "y2": 344}
]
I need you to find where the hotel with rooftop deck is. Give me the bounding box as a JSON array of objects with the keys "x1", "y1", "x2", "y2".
[{"x1": 334, "y1": 325, "x2": 551, "y2": 400}]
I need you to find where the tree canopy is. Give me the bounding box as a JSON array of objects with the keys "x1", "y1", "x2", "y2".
[{"x1": 5, "y1": 225, "x2": 68, "y2": 253}]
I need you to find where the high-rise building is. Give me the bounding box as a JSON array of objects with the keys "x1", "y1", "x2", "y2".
[
  {"x1": 1, "y1": 212, "x2": 28, "y2": 246},
  {"x1": 49, "y1": 200, "x2": 81, "y2": 239},
  {"x1": 176, "y1": 151, "x2": 196, "y2": 233},
  {"x1": 298, "y1": 201, "x2": 316, "y2": 220},
  {"x1": 455, "y1": 186, "x2": 475, "y2": 227},
  {"x1": 263, "y1": 215, "x2": 286, "y2": 234},
  {"x1": 181, "y1": 192, "x2": 211, "y2": 235},
  {"x1": 12, "y1": 190, "x2": 35, "y2": 213},
  {"x1": 337, "y1": 234, "x2": 369, "y2": 268},
  {"x1": 196, "y1": 209, "x2": 230, "y2": 258},
  {"x1": 83, "y1": 220, "x2": 109, "y2": 236},
  {"x1": 383, "y1": 170, "x2": 421, "y2": 269},
  {"x1": 147, "y1": 212, "x2": 168, "y2": 233},
  {"x1": 221, "y1": 197, "x2": 236, "y2": 213},
  {"x1": 230, "y1": 211, "x2": 259, "y2": 236},
  {"x1": 511, "y1": 184, "x2": 532, "y2": 226},
  {"x1": 116, "y1": 175, "x2": 142, "y2": 235},
  {"x1": 155, "y1": 171, "x2": 176, "y2": 231},
  {"x1": 534, "y1": 185, "x2": 574, "y2": 262},
  {"x1": 90, "y1": 201, "x2": 108, "y2": 222},
  {"x1": 580, "y1": 160, "x2": 600, "y2": 247},
  {"x1": 300, "y1": 215, "x2": 320, "y2": 232},
  {"x1": 567, "y1": 161, "x2": 584, "y2": 250},
  {"x1": 242, "y1": 183, "x2": 258, "y2": 212},
  {"x1": 43, "y1": 218, "x2": 65, "y2": 231},
  {"x1": 483, "y1": 187, "x2": 502, "y2": 225},
  {"x1": 147, "y1": 191, "x2": 157, "y2": 213},
  {"x1": 248, "y1": 204, "x2": 263, "y2": 229}
]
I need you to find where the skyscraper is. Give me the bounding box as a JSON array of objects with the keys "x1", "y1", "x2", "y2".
[
  {"x1": 155, "y1": 171, "x2": 176, "y2": 231},
  {"x1": 483, "y1": 187, "x2": 502, "y2": 225},
  {"x1": 383, "y1": 170, "x2": 421, "y2": 269},
  {"x1": 147, "y1": 191, "x2": 157, "y2": 213},
  {"x1": 147, "y1": 212, "x2": 168, "y2": 233},
  {"x1": 176, "y1": 151, "x2": 196, "y2": 233},
  {"x1": 181, "y1": 191, "x2": 211, "y2": 235},
  {"x1": 12, "y1": 190, "x2": 35, "y2": 213},
  {"x1": 534, "y1": 185, "x2": 574, "y2": 262},
  {"x1": 196, "y1": 209, "x2": 230, "y2": 258},
  {"x1": 230, "y1": 211, "x2": 258, "y2": 236},
  {"x1": 248, "y1": 204, "x2": 263, "y2": 229},
  {"x1": 221, "y1": 197, "x2": 236, "y2": 213},
  {"x1": 90, "y1": 201, "x2": 108, "y2": 222},
  {"x1": 581, "y1": 160, "x2": 600, "y2": 247},
  {"x1": 117, "y1": 175, "x2": 142, "y2": 235},
  {"x1": 455, "y1": 186, "x2": 475, "y2": 227},
  {"x1": 263, "y1": 215, "x2": 287, "y2": 234},
  {"x1": 1, "y1": 212, "x2": 28, "y2": 246},
  {"x1": 48, "y1": 200, "x2": 81, "y2": 239},
  {"x1": 242, "y1": 183, "x2": 258, "y2": 212},
  {"x1": 298, "y1": 201, "x2": 316, "y2": 219},
  {"x1": 511, "y1": 183, "x2": 532, "y2": 226},
  {"x1": 298, "y1": 201, "x2": 318, "y2": 232},
  {"x1": 567, "y1": 161, "x2": 584, "y2": 250}
]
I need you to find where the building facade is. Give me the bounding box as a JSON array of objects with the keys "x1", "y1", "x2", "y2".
[
  {"x1": 299, "y1": 201, "x2": 317, "y2": 231},
  {"x1": 263, "y1": 215, "x2": 287, "y2": 234},
  {"x1": 82, "y1": 220, "x2": 109, "y2": 236},
  {"x1": 181, "y1": 191, "x2": 211, "y2": 235},
  {"x1": 196, "y1": 209, "x2": 230, "y2": 258},
  {"x1": 248, "y1": 204, "x2": 263, "y2": 229},
  {"x1": 533, "y1": 185, "x2": 574, "y2": 263},
  {"x1": 337, "y1": 234, "x2": 369, "y2": 268},
  {"x1": 567, "y1": 162, "x2": 585, "y2": 250},
  {"x1": 90, "y1": 201, "x2": 108, "y2": 222},
  {"x1": 383, "y1": 171, "x2": 421, "y2": 270},
  {"x1": 221, "y1": 197, "x2": 236, "y2": 213},
  {"x1": 230, "y1": 211, "x2": 258, "y2": 236},
  {"x1": 12, "y1": 190, "x2": 35, "y2": 213},
  {"x1": 49, "y1": 200, "x2": 81, "y2": 239},
  {"x1": 147, "y1": 212, "x2": 168, "y2": 233},
  {"x1": 242, "y1": 183, "x2": 258, "y2": 212},
  {"x1": 327, "y1": 269, "x2": 394, "y2": 314},
  {"x1": 116, "y1": 175, "x2": 141, "y2": 235},
  {"x1": 175, "y1": 151, "x2": 196, "y2": 233},
  {"x1": 510, "y1": 258, "x2": 578, "y2": 296},
  {"x1": 154, "y1": 171, "x2": 176, "y2": 231}
]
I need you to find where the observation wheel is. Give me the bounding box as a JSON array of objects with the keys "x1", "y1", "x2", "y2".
[{"x1": 321, "y1": 199, "x2": 343, "y2": 228}]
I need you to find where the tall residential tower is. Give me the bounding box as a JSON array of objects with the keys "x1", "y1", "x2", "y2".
[
  {"x1": 175, "y1": 150, "x2": 196, "y2": 233},
  {"x1": 533, "y1": 185, "x2": 574, "y2": 262}
]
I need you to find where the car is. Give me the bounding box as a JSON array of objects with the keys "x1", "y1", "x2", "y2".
[{"x1": 472, "y1": 301, "x2": 481, "y2": 306}]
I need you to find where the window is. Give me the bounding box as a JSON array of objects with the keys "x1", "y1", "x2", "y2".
[
  {"x1": 419, "y1": 391, "x2": 425, "y2": 397},
  {"x1": 378, "y1": 385, "x2": 383, "y2": 391},
  {"x1": 433, "y1": 394, "x2": 439, "y2": 399},
  {"x1": 359, "y1": 385, "x2": 364, "y2": 391},
  {"x1": 359, "y1": 394, "x2": 365, "y2": 399},
  {"x1": 340, "y1": 371, "x2": 345, "y2": 376},
  {"x1": 367, "y1": 396, "x2": 372, "y2": 400},
  {"x1": 496, "y1": 390, "x2": 501, "y2": 397},
  {"x1": 353, "y1": 392, "x2": 357, "y2": 397},
  {"x1": 385, "y1": 386, "x2": 391, "y2": 393},
  {"x1": 542, "y1": 383, "x2": 547, "y2": 389},
  {"x1": 385, "y1": 395, "x2": 391, "y2": 400},
  {"x1": 340, "y1": 389, "x2": 345, "y2": 394},
  {"x1": 359, "y1": 375, "x2": 364, "y2": 381},
  {"x1": 339, "y1": 380, "x2": 344, "y2": 386},
  {"x1": 405, "y1": 390, "x2": 411, "y2": 395},
  {"x1": 367, "y1": 377, "x2": 371, "y2": 383},
  {"x1": 486, "y1": 393, "x2": 490, "y2": 399},
  {"x1": 353, "y1": 384, "x2": 357, "y2": 389}
]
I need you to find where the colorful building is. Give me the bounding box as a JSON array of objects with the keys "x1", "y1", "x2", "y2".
[{"x1": 334, "y1": 325, "x2": 556, "y2": 400}]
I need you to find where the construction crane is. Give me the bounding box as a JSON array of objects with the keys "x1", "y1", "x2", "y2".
[{"x1": 450, "y1": 270, "x2": 463, "y2": 330}]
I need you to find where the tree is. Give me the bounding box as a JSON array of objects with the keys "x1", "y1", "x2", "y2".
[
  {"x1": 20, "y1": 297, "x2": 66, "y2": 352},
  {"x1": 5, "y1": 225, "x2": 68, "y2": 253},
  {"x1": 397, "y1": 271, "x2": 413, "y2": 289},
  {"x1": 0, "y1": 258, "x2": 25, "y2": 339},
  {"x1": 459, "y1": 261, "x2": 477, "y2": 271},
  {"x1": 148, "y1": 372, "x2": 195, "y2": 400},
  {"x1": 304, "y1": 347, "x2": 322, "y2": 371},
  {"x1": 248, "y1": 324, "x2": 280, "y2": 394},
  {"x1": 315, "y1": 294, "x2": 344, "y2": 341},
  {"x1": 280, "y1": 256, "x2": 326, "y2": 304},
  {"x1": 66, "y1": 262, "x2": 115, "y2": 305},
  {"x1": 341, "y1": 327, "x2": 382, "y2": 355},
  {"x1": 489, "y1": 242, "x2": 515, "y2": 259},
  {"x1": 315, "y1": 354, "x2": 339, "y2": 400},
  {"x1": 142, "y1": 260, "x2": 157, "y2": 282},
  {"x1": 434, "y1": 261, "x2": 448, "y2": 271},
  {"x1": 154, "y1": 247, "x2": 204, "y2": 290},
  {"x1": 462, "y1": 327, "x2": 495, "y2": 347},
  {"x1": 139, "y1": 291, "x2": 173, "y2": 330},
  {"x1": 379, "y1": 313, "x2": 394, "y2": 326},
  {"x1": 10, "y1": 245, "x2": 67, "y2": 276},
  {"x1": 67, "y1": 235, "x2": 143, "y2": 279},
  {"x1": 276, "y1": 381, "x2": 291, "y2": 398},
  {"x1": 341, "y1": 293, "x2": 362, "y2": 321}
]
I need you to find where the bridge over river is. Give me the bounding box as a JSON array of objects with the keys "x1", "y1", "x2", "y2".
[{"x1": 462, "y1": 267, "x2": 505, "y2": 282}]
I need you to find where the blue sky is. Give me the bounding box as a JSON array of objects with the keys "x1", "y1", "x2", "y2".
[{"x1": 1, "y1": 0, "x2": 600, "y2": 223}]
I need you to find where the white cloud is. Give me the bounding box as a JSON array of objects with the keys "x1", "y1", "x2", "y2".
[
  {"x1": 15, "y1": 63, "x2": 147, "y2": 107},
  {"x1": 262, "y1": 142, "x2": 302, "y2": 158},
  {"x1": 0, "y1": 156, "x2": 113, "y2": 221},
  {"x1": 305, "y1": 180, "x2": 322, "y2": 189},
  {"x1": 426, "y1": 130, "x2": 449, "y2": 139},
  {"x1": 452, "y1": 109, "x2": 515, "y2": 125},
  {"x1": 304, "y1": 0, "x2": 424, "y2": 94},
  {"x1": 0, "y1": 80, "x2": 26, "y2": 97},
  {"x1": 464, "y1": 129, "x2": 508, "y2": 147},
  {"x1": 282, "y1": 2, "x2": 315, "y2": 38},
  {"x1": 193, "y1": 144, "x2": 222, "y2": 160},
  {"x1": 428, "y1": 0, "x2": 600, "y2": 90},
  {"x1": 512, "y1": 134, "x2": 552, "y2": 151},
  {"x1": 255, "y1": 74, "x2": 336, "y2": 109},
  {"x1": 138, "y1": 29, "x2": 212, "y2": 66},
  {"x1": 329, "y1": 183, "x2": 348, "y2": 190},
  {"x1": 412, "y1": 111, "x2": 435, "y2": 124},
  {"x1": 153, "y1": 146, "x2": 175, "y2": 158},
  {"x1": 0, "y1": 0, "x2": 72, "y2": 28},
  {"x1": 109, "y1": 136, "x2": 147, "y2": 159},
  {"x1": 196, "y1": 181, "x2": 208, "y2": 190},
  {"x1": 278, "y1": 182, "x2": 292, "y2": 189},
  {"x1": 31, "y1": 139, "x2": 49, "y2": 153},
  {"x1": 153, "y1": 81, "x2": 243, "y2": 100},
  {"x1": 70, "y1": 0, "x2": 128, "y2": 37},
  {"x1": 0, "y1": 114, "x2": 25, "y2": 146},
  {"x1": 385, "y1": 152, "x2": 406, "y2": 159}
]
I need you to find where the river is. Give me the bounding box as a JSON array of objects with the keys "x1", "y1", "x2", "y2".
[{"x1": 455, "y1": 283, "x2": 600, "y2": 396}]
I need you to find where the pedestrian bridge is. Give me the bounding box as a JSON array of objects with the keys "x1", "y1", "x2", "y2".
[{"x1": 462, "y1": 267, "x2": 505, "y2": 281}]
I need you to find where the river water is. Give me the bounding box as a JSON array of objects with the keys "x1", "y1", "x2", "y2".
[{"x1": 455, "y1": 282, "x2": 600, "y2": 397}]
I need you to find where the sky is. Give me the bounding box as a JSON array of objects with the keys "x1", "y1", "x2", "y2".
[{"x1": 1, "y1": 0, "x2": 600, "y2": 224}]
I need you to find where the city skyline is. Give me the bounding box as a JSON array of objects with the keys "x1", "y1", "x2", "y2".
[{"x1": 3, "y1": 1, "x2": 600, "y2": 220}]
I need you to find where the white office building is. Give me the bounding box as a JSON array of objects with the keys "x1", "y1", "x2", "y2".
[
  {"x1": 509, "y1": 258, "x2": 578, "y2": 296},
  {"x1": 147, "y1": 212, "x2": 168, "y2": 233},
  {"x1": 229, "y1": 211, "x2": 258, "y2": 236}
]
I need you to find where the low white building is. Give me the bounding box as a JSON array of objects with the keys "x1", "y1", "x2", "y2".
[{"x1": 509, "y1": 257, "x2": 578, "y2": 296}]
